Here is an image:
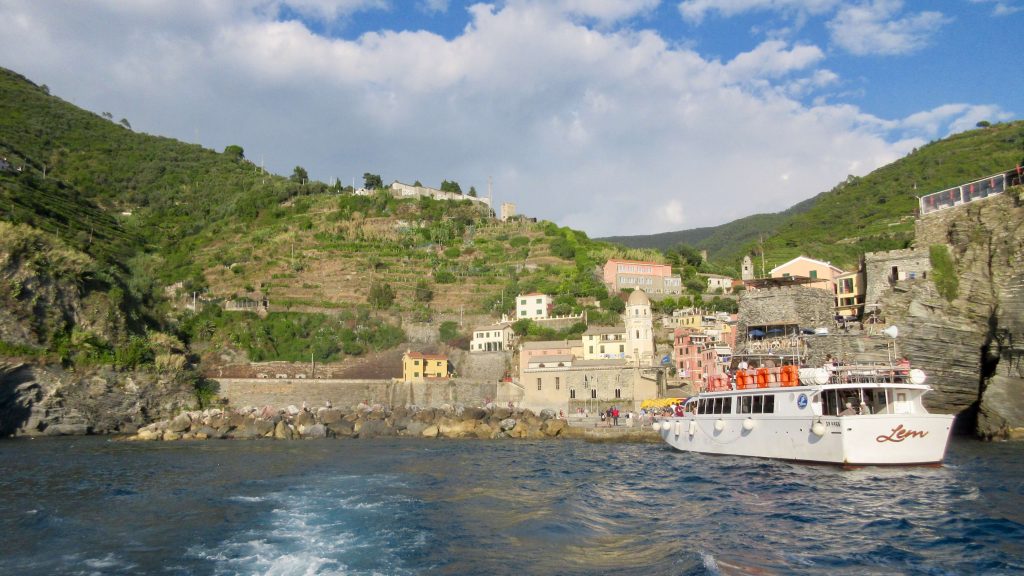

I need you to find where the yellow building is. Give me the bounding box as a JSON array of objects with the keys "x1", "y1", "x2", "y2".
[
  {"x1": 402, "y1": 351, "x2": 450, "y2": 382},
  {"x1": 835, "y1": 269, "x2": 866, "y2": 318}
]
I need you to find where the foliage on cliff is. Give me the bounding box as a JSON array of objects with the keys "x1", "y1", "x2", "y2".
[{"x1": 929, "y1": 244, "x2": 959, "y2": 301}]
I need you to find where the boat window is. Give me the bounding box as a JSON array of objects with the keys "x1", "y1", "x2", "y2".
[
  {"x1": 739, "y1": 396, "x2": 752, "y2": 414},
  {"x1": 752, "y1": 395, "x2": 763, "y2": 413},
  {"x1": 763, "y1": 395, "x2": 775, "y2": 414},
  {"x1": 712, "y1": 398, "x2": 723, "y2": 414},
  {"x1": 723, "y1": 397, "x2": 733, "y2": 414},
  {"x1": 698, "y1": 399, "x2": 706, "y2": 414}
]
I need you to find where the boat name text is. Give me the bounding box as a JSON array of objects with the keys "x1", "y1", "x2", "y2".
[{"x1": 875, "y1": 424, "x2": 929, "y2": 443}]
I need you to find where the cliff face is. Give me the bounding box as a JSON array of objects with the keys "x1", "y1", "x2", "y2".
[
  {"x1": 0, "y1": 361, "x2": 196, "y2": 436},
  {"x1": 881, "y1": 189, "x2": 1023, "y2": 439}
]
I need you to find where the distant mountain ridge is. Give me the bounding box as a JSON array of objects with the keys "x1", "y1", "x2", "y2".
[{"x1": 599, "y1": 121, "x2": 1024, "y2": 270}]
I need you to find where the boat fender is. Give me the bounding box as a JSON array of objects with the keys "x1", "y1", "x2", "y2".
[
  {"x1": 714, "y1": 419, "x2": 725, "y2": 432},
  {"x1": 652, "y1": 421, "x2": 661, "y2": 432},
  {"x1": 688, "y1": 420, "x2": 696, "y2": 436},
  {"x1": 812, "y1": 368, "x2": 829, "y2": 385},
  {"x1": 673, "y1": 421, "x2": 683, "y2": 436},
  {"x1": 811, "y1": 420, "x2": 826, "y2": 437},
  {"x1": 742, "y1": 418, "x2": 755, "y2": 431},
  {"x1": 909, "y1": 369, "x2": 927, "y2": 384}
]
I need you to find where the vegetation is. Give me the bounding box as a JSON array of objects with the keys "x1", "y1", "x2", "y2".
[{"x1": 929, "y1": 245, "x2": 959, "y2": 301}]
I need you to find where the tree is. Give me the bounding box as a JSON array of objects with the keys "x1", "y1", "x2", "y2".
[
  {"x1": 291, "y1": 165, "x2": 308, "y2": 183},
  {"x1": 119, "y1": 118, "x2": 132, "y2": 130},
  {"x1": 223, "y1": 145, "x2": 245, "y2": 161},
  {"x1": 976, "y1": 120, "x2": 991, "y2": 128},
  {"x1": 414, "y1": 279, "x2": 433, "y2": 302},
  {"x1": 364, "y1": 173, "x2": 383, "y2": 189},
  {"x1": 468, "y1": 186, "x2": 478, "y2": 197},
  {"x1": 439, "y1": 320, "x2": 460, "y2": 343},
  {"x1": 413, "y1": 180, "x2": 423, "y2": 187},
  {"x1": 440, "y1": 180, "x2": 462, "y2": 194},
  {"x1": 368, "y1": 281, "x2": 395, "y2": 309}
]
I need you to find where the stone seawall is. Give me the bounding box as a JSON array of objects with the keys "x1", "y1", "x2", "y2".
[{"x1": 214, "y1": 378, "x2": 498, "y2": 410}]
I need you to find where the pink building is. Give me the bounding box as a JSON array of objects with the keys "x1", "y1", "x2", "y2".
[
  {"x1": 674, "y1": 327, "x2": 734, "y2": 391},
  {"x1": 518, "y1": 340, "x2": 582, "y2": 378},
  {"x1": 602, "y1": 259, "x2": 682, "y2": 294}
]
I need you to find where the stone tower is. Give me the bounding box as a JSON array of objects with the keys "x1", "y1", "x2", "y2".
[
  {"x1": 741, "y1": 255, "x2": 754, "y2": 280},
  {"x1": 625, "y1": 288, "x2": 654, "y2": 366}
]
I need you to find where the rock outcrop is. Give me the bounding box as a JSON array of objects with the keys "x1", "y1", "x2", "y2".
[
  {"x1": 0, "y1": 362, "x2": 196, "y2": 437},
  {"x1": 883, "y1": 189, "x2": 1024, "y2": 439}
]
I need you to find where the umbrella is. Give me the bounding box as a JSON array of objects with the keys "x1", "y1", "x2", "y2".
[{"x1": 748, "y1": 329, "x2": 766, "y2": 338}]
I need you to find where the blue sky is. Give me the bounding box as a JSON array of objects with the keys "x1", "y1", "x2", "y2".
[{"x1": 0, "y1": 0, "x2": 1020, "y2": 237}]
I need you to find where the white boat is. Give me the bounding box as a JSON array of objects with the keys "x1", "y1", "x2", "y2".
[{"x1": 654, "y1": 364, "x2": 955, "y2": 466}]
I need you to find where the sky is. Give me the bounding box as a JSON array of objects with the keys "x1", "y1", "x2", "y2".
[{"x1": 0, "y1": 0, "x2": 1020, "y2": 237}]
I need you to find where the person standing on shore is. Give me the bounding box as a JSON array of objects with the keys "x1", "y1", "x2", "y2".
[{"x1": 611, "y1": 406, "x2": 619, "y2": 426}]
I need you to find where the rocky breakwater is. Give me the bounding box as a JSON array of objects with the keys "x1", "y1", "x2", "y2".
[{"x1": 127, "y1": 404, "x2": 586, "y2": 442}]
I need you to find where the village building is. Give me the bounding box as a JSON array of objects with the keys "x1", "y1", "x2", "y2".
[
  {"x1": 389, "y1": 181, "x2": 492, "y2": 208},
  {"x1": 767, "y1": 256, "x2": 846, "y2": 294},
  {"x1": 513, "y1": 289, "x2": 663, "y2": 413},
  {"x1": 469, "y1": 323, "x2": 514, "y2": 352},
  {"x1": 500, "y1": 202, "x2": 516, "y2": 221},
  {"x1": 582, "y1": 326, "x2": 627, "y2": 360},
  {"x1": 602, "y1": 259, "x2": 682, "y2": 294},
  {"x1": 701, "y1": 273, "x2": 734, "y2": 293},
  {"x1": 516, "y1": 292, "x2": 552, "y2": 320},
  {"x1": 401, "y1": 351, "x2": 450, "y2": 383},
  {"x1": 835, "y1": 267, "x2": 866, "y2": 319}
]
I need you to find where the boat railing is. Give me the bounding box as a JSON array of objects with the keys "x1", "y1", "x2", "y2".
[{"x1": 827, "y1": 363, "x2": 911, "y2": 385}]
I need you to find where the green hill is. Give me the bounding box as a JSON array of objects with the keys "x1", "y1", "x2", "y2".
[
  {"x1": 600, "y1": 121, "x2": 1024, "y2": 270},
  {"x1": 1, "y1": 66, "x2": 662, "y2": 366}
]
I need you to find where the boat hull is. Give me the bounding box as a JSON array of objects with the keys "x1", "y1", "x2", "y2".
[{"x1": 658, "y1": 413, "x2": 955, "y2": 465}]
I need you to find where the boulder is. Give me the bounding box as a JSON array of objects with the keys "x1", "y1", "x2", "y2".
[
  {"x1": 539, "y1": 409, "x2": 557, "y2": 420},
  {"x1": 318, "y1": 409, "x2": 343, "y2": 425},
  {"x1": 461, "y1": 407, "x2": 487, "y2": 420},
  {"x1": 357, "y1": 419, "x2": 392, "y2": 439},
  {"x1": 303, "y1": 424, "x2": 327, "y2": 439},
  {"x1": 492, "y1": 408, "x2": 512, "y2": 420},
  {"x1": 230, "y1": 423, "x2": 260, "y2": 440},
  {"x1": 254, "y1": 419, "x2": 275, "y2": 437},
  {"x1": 193, "y1": 426, "x2": 221, "y2": 439},
  {"x1": 438, "y1": 418, "x2": 477, "y2": 438},
  {"x1": 162, "y1": 430, "x2": 181, "y2": 441},
  {"x1": 330, "y1": 419, "x2": 355, "y2": 437},
  {"x1": 474, "y1": 422, "x2": 495, "y2": 439},
  {"x1": 404, "y1": 421, "x2": 429, "y2": 437},
  {"x1": 167, "y1": 413, "x2": 192, "y2": 433},
  {"x1": 499, "y1": 418, "x2": 517, "y2": 431},
  {"x1": 421, "y1": 424, "x2": 439, "y2": 438},
  {"x1": 541, "y1": 419, "x2": 567, "y2": 437},
  {"x1": 272, "y1": 420, "x2": 292, "y2": 440},
  {"x1": 295, "y1": 411, "x2": 316, "y2": 428},
  {"x1": 134, "y1": 429, "x2": 160, "y2": 441}
]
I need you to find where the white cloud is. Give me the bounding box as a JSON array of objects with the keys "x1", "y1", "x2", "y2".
[
  {"x1": 553, "y1": 0, "x2": 661, "y2": 24},
  {"x1": 678, "y1": 0, "x2": 840, "y2": 24},
  {"x1": 0, "y1": 0, "x2": 1006, "y2": 238},
  {"x1": 969, "y1": 0, "x2": 1023, "y2": 17},
  {"x1": 826, "y1": 0, "x2": 951, "y2": 56}
]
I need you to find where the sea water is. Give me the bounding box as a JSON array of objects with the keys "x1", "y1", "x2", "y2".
[{"x1": 0, "y1": 436, "x2": 1021, "y2": 575}]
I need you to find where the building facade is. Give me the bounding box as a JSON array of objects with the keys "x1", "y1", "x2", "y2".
[
  {"x1": 402, "y1": 351, "x2": 450, "y2": 382},
  {"x1": 516, "y1": 293, "x2": 552, "y2": 320},
  {"x1": 768, "y1": 256, "x2": 845, "y2": 294},
  {"x1": 470, "y1": 323, "x2": 514, "y2": 352},
  {"x1": 602, "y1": 259, "x2": 682, "y2": 294}
]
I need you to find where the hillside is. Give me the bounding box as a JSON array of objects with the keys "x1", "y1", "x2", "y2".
[
  {"x1": 1, "y1": 66, "x2": 675, "y2": 368},
  {"x1": 601, "y1": 121, "x2": 1024, "y2": 270}
]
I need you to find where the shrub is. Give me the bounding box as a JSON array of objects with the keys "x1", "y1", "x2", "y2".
[
  {"x1": 929, "y1": 245, "x2": 959, "y2": 301},
  {"x1": 440, "y1": 320, "x2": 460, "y2": 343}
]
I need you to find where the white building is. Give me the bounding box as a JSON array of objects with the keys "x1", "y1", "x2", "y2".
[
  {"x1": 470, "y1": 323, "x2": 515, "y2": 352},
  {"x1": 516, "y1": 293, "x2": 552, "y2": 320}
]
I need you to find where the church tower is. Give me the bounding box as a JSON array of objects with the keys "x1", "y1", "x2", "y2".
[
  {"x1": 741, "y1": 255, "x2": 754, "y2": 281},
  {"x1": 625, "y1": 288, "x2": 654, "y2": 366}
]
